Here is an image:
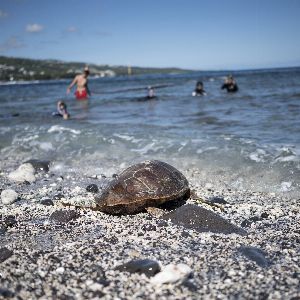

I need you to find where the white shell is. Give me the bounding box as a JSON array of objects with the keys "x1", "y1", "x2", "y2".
[
  {"x1": 150, "y1": 263, "x2": 192, "y2": 284},
  {"x1": 8, "y1": 163, "x2": 36, "y2": 183}
]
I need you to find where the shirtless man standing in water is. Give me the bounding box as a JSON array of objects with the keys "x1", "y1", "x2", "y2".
[{"x1": 67, "y1": 66, "x2": 91, "y2": 100}]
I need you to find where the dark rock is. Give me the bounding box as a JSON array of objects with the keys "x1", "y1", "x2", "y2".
[
  {"x1": 50, "y1": 210, "x2": 78, "y2": 223},
  {"x1": 238, "y1": 246, "x2": 271, "y2": 268},
  {"x1": 141, "y1": 224, "x2": 156, "y2": 231},
  {"x1": 249, "y1": 216, "x2": 260, "y2": 222},
  {"x1": 0, "y1": 288, "x2": 14, "y2": 298},
  {"x1": 241, "y1": 216, "x2": 262, "y2": 227},
  {"x1": 115, "y1": 259, "x2": 160, "y2": 277},
  {"x1": 156, "y1": 220, "x2": 168, "y2": 227},
  {"x1": 208, "y1": 196, "x2": 228, "y2": 204},
  {"x1": 40, "y1": 199, "x2": 54, "y2": 206},
  {"x1": 103, "y1": 236, "x2": 118, "y2": 244},
  {"x1": 3, "y1": 215, "x2": 17, "y2": 228},
  {"x1": 86, "y1": 184, "x2": 99, "y2": 193},
  {"x1": 181, "y1": 231, "x2": 191, "y2": 238},
  {"x1": 91, "y1": 291, "x2": 105, "y2": 298},
  {"x1": 53, "y1": 193, "x2": 64, "y2": 200},
  {"x1": 183, "y1": 280, "x2": 198, "y2": 292},
  {"x1": 261, "y1": 212, "x2": 269, "y2": 219},
  {"x1": 112, "y1": 174, "x2": 118, "y2": 178},
  {"x1": 90, "y1": 265, "x2": 109, "y2": 286},
  {"x1": 241, "y1": 219, "x2": 252, "y2": 228},
  {"x1": 0, "y1": 247, "x2": 13, "y2": 263},
  {"x1": 162, "y1": 204, "x2": 247, "y2": 235},
  {"x1": 24, "y1": 159, "x2": 50, "y2": 172},
  {"x1": 0, "y1": 225, "x2": 7, "y2": 235}
]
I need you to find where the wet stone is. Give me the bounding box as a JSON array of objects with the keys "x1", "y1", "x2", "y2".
[
  {"x1": 0, "y1": 288, "x2": 14, "y2": 298},
  {"x1": 86, "y1": 184, "x2": 99, "y2": 193},
  {"x1": 162, "y1": 204, "x2": 247, "y2": 235},
  {"x1": 24, "y1": 159, "x2": 50, "y2": 172},
  {"x1": 50, "y1": 210, "x2": 78, "y2": 223},
  {"x1": 238, "y1": 246, "x2": 271, "y2": 268},
  {"x1": 208, "y1": 196, "x2": 228, "y2": 204},
  {"x1": 0, "y1": 247, "x2": 13, "y2": 263},
  {"x1": 40, "y1": 199, "x2": 54, "y2": 206},
  {"x1": 115, "y1": 259, "x2": 161, "y2": 278}
]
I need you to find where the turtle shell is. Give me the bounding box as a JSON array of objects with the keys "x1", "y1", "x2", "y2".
[{"x1": 95, "y1": 160, "x2": 190, "y2": 215}]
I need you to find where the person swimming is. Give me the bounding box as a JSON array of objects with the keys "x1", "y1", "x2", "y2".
[
  {"x1": 146, "y1": 86, "x2": 156, "y2": 99},
  {"x1": 192, "y1": 81, "x2": 207, "y2": 96},
  {"x1": 52, "y1": 101, "x2": 70, "y2": 119},
  {"x1": 221, "y1": 75, "x2": 239, "y2": 92}
]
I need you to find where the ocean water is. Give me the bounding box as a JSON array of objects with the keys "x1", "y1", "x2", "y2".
[{"x1": 0, "y1": 68, "x2": 299, "y2": 196}]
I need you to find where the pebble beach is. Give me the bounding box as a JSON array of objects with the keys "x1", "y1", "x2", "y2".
[{"x1": 0, "y1": 159, "x2": 299, "y2": 300}]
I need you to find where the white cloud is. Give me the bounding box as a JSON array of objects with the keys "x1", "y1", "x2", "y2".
[
  {"x1": 0, "y1": 36, "x2": 25, "y2": 53},
  {"x1": 0, "y1": 9, "x2": 8, "y2": 18},
  {"x1": 26, "y1": 23, "x2": 44, "y2": 33}
]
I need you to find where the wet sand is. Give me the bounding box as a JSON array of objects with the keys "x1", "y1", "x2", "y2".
[{"x1": 0, "y1": 161, "x2": 299, "y2": 299}]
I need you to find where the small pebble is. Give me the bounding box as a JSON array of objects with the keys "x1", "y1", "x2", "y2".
[
  {"x1": 40, "y1": 199, "x2": 54, "y2": 206},
  {"x1": 0, "y1": 288, "x2": 14, "y2": 298},
  {"x1": 238, "y1": 246, "x2": 271, "y2": 268},
  {"x1": 208, "y1": 196, "x2": 228, "y2": 204},
  {"x1": 3, "y1": 215, "x2": 17, "y2": 228},
  {"x1": 0, "y1": 226, "x2": 6, "y2": 235},
  {"x1": 1, "y1": 189, "x2": 18, "y2": 205},
  {"x1": 50, "y1": 210, "x2": 78, "y2": 223},
  {"x1": 86, "y1": 184, "x2": 99, "y2": 193},
  {"x1": 0, "y1": 247, "x2": 13, "y2": 263},
  {"x1": 115, "y1": 259, "x2": 160, "y2": 278},
  {"x1": 8, "y1": 163, "x2": 36, "y2": 183},
  {"x1": 56, "y1": 267, "x2": 65, "y2": 274},
  {"x1": 53, "y1": 193, "x2": 64, "y2": 200}
]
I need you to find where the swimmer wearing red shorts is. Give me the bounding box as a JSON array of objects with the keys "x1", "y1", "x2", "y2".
[
  {"x1": 75, "y1": 88, "x2": 88, "y2": 100},
  {"x1": 67, "y1": 66, "x2": 91, "y2": 100}
]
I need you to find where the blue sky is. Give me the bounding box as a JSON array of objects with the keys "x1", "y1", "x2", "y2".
[{"x1": 0, "y1": 0, "x2": 299, "y2": 70}]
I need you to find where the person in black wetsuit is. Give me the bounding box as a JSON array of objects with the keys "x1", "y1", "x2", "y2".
[
  {"x1": 221, "y1": 75, "x2": 238, "y2": 92},
  {"x1": 146, "y1": 86, "x2": 156, "y2": 99},
  {"x1": 192, "y1": 81, "x2": 207, "y2": 96}
]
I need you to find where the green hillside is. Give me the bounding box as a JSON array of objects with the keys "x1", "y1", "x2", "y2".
[{"x1": 0, "y1": 56, "x2": 191, "y2": 81}]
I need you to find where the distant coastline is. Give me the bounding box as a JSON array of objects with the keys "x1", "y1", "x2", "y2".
[{"x1": 0, "y1": 56, "x2": 192, "y2": 82}]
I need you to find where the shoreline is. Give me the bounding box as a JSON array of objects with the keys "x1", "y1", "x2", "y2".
[{"x1": 0, "y1": 161, "x2": 299, "y2": 299}]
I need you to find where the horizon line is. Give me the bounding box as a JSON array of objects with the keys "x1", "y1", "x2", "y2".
[{"x1": 0, "y1": 54, "x2": 299, "y2": 73}]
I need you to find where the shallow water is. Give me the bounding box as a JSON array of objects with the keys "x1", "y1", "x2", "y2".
[{"x1": 0, "y1": 68, "x2": 299, "y2": 196}]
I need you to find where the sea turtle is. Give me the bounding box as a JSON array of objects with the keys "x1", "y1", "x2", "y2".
[{"x1": 94, "y1": 160, "x2": 190, "y2": 215}]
